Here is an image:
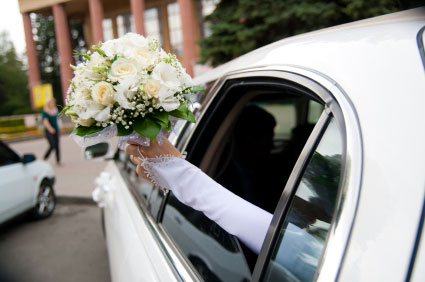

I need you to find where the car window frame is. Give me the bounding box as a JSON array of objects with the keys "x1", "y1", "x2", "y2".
[
  {"x1": 117, "y1": 66, "x2": 362, "y2": 282},
  {"x1": 417, "y1": 25, "x2": 425, "y2": 71},
  {"x1": 227, "y1": 67, "x2": 361, "y2": 282},
  {"x1": 175, "y1": 67, "x2": 362, "y2": 282}
]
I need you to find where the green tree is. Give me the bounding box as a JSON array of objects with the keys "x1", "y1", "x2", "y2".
[
  {"x1": 32, "y1": 14, "x2": 87, "y2": 106},
  {"x1": 199, "y1": 0, "x2": 423, "y2": 66},
  {"x1": 0, "y1": 31, "x2": 31, "y2": 116}
]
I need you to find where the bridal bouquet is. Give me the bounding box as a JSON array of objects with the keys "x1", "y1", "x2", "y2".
[{"x1": 63, "y1": 33, "x2": 202, "y2": 147}]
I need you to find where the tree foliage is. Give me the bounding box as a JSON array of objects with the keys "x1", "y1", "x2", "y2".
[
  {"x1": 0, "y1": 32, "x2": 31, "y2": 116},
  {"x1": 199, "y1": 0, "x2": 423, "y2": 66},
  {"x1": 32, "y1": 14, "x2": 87, "y2": 106}
]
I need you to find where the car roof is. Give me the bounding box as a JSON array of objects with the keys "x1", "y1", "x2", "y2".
[{"x1": 194, "y1": 7, "x2": 425, "y2": 87}]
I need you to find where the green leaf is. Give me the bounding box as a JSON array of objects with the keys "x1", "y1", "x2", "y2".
[
  {"x1": 64, "y1": 110, "x2": 77, "y2": 117},
  {"x1": 151, "y1": 111, "x2": 170, "y2": 129},
  {"x1": 188, "y1": 86, "x2": 206, "y2": 93},
  {"x1": 185, "y1": 111, "x2": 196, "y2": 123},
  {"x1": 133, "y1": 117, "x2": 161, "y2": 140},
  {"x1": 166, "y1": 120, "x2": 172, "y2": 131},
  {"x1": 92, "y1": 44, "x2": 106, "y2": 57},
  {"x1": 58, "y1": 105, "x2": 71, "y2": 116},
  {"x1": 116, "y1": 123, "x2": 133, "y2": 136},
  {"x1": 169, "y1": 104, "x2": 196, "y2": 123},
  {"x1": 72, "y1": 125, "x2": 103, "y2": 137}
]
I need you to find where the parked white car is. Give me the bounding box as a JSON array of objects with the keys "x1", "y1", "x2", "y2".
[
  {"x1": 88, "y1": 8, "x2": 425, "y2": 282},
  {"x1": 0, "y1": 141, "x2": 56, "y2": 224}
]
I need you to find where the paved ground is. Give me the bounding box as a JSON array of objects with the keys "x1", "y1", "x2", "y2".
[
  {"x1": 0, "y1": 202, "x2": 110, "y2": 282},
  {"x1": 8, "y1": 135, "x2": 113, "y2": 198}
]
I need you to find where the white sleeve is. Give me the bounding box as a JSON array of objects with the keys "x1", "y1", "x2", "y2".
[{"x1": 142, "y1": 156, "x2": 273, "y2": 254}]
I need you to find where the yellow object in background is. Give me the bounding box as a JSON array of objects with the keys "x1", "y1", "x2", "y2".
[{"x1": 33, "y1": 84, "x2": 53, "y2": 108}]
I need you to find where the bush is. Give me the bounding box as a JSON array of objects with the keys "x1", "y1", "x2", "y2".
[{"x1": 0, "y1": 118, "x2": 25, "y2": 127}]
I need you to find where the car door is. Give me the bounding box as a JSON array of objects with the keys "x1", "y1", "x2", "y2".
[
  {"x1": 146, "y1": 68, "x2": 357, "y2": 282},
  {"x1": 104, "y1": 67, "x2": 360, "y2": 282},
  {"x1": 0, "y1": 142, "x2": 33, "y2": 223}
]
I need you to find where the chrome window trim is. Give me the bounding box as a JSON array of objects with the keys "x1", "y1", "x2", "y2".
[
  {"x1": 417, "y1": 25, "x2": 425, "y2": 70},
  {"x1": 251, "y1": 110, "x2": 332, "y2": 281},
  {"x1": 120, "y1": 66, "x2": 362, "y2": 282}
]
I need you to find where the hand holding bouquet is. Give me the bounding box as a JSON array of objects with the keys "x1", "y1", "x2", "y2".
[{"x1": 63, "y1": 33, "x2": 202, "y2": 147}]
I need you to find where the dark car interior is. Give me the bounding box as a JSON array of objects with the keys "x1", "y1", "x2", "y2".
[{"x1": 180, "y1": 77, "x2": 324, "y2": 272}]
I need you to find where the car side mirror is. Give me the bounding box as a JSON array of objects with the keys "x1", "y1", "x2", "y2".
[
  {"x1": 84, "y1": 143, "x2": 109, "y2": 160},
  {"x1": 22, "y1": 154, "x2": 36, "y2": 164}
]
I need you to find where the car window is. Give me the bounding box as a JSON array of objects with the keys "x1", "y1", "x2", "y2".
[
  {"x1": 261, "y1": 117, "x2": 343, "y2": 282},
  {"x1": 161, "y1": 77, "x2": 326, "y2": 281},
  {"x1": 0, "y1": 142, "x2": 21, "y2": 167},
  {"x1": 308, "y1": 100, "x2": 323, "y2": 124},
  {"x1": 257, "y1": 101, "x2": 296, "y2": 140},
  {"x1": 162, "y1": 195, "x2": 251, "y2": 282},
  {"x1": 114, "y1": 150, "x2": 157, "y2": 211}
]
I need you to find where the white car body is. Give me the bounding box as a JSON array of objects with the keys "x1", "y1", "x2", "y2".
[
  {"x1": 99, "y1": 8, "x2": 425, "y2": 282},
  {"x1": 0, "y1": 142, "x2": 56, "y2": 224}
]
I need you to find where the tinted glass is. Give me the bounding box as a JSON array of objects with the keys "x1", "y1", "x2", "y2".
[
  {"x1": 263, "y1": 118, "x2": 343, "y2": 282},
  {"x1": 308, "y1": 100, "x2": 323, "y2": 124},
  {"x1": 258, "y1": 101, "x2": 296, "y2": 140},
  {"x1": 162, "y1": 79, "x2": 325, "y2": 281},
  {"x1": 149, "y1": 187, "x2": 165, "y2": 218},
  {"x1": 0, "y1": 143, "x2": 20, "y2": 167},
  {"x1": 115, "y1": 150, "x2": 156, "y2": 210},
  {"x1": 162, "y1": 194, "x2": 251, "y2": 282}
]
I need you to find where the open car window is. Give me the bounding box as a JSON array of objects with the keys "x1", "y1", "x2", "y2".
[{"x1": 161, "y1": 76, "x2": 326, "y2": 281}]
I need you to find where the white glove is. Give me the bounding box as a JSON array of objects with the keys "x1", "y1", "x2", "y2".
[{"x1": 142, "y1": 156, "x2": 273, "y2": 254}]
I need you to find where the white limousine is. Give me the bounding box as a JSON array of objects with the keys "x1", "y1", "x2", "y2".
[{"x1": 88, "y1": 7, "x2": 425, "y2": 282}]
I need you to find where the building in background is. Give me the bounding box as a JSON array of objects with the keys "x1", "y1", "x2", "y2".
[{"x1": 18, "y1": 0, "x2": 217, "y2": 106}]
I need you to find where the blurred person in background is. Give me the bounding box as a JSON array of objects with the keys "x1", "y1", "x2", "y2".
[{"x1": 42, "y1": 98, "x2": 61, "y2": 165}]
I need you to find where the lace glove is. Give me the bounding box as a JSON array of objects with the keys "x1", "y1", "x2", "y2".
[{"x1": 142, "y1": 156, "x2": 273, "y2": 254}]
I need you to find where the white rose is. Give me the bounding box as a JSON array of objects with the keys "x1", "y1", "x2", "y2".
[
  {"x1": 114, "y1": 75, "x2": 139, "y2": 109},
  {"x1": 133, "y1": 47, "x2": 156, "y2": 69},
  {"x1": 109, "y1": 58, "x2": 138, "y2": 81},
  {"x1": 75, "y1": 100, "x2": 105, "y2": 119},
  {"x1": 121, "y1": 33, "x2": 149, "y2": 48},
  {"x1": 180, "y1": 72, "x2": 193, "y2": 87},
  {"x1": 101, "y1": 39, "x2": 120, "y2": 57},
  {"x1": 87, "y1": 52, "x2": 106, "y2": 66},
  {"x1": 94, "y1": 105, "x2": 111, "y2": 122},
  {"x1": 151, "y1": 62, "x2": 181, "y2": 92},
  {"x1": 77, "y1": 118, "x2": 95, "y2": 127},
  {"x1": 157, "y1": 86, "x2": 180, "y2": 112},
  {"x1": 75, "y1": 62, "x2": 105, "y2": 82},
  {"x1": 144, "y1": 79, "x2": 161, "y2": 99},
  {"x1": 91, "y1": 82, "x2": 115, "y2": 106},
  {"x1": 73, "y1": 88, "x2": 91, "y2": 101}
]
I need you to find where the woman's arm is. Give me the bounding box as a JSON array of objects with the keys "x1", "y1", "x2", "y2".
[
  {"x1": 43, "y1": 118, "x2": 56, "y2": 134},
  {"x1": 126, "y1": 139, "x2": 272, "y2": 254}
]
